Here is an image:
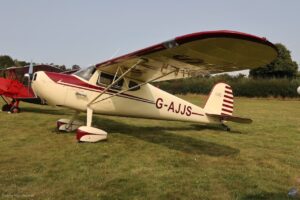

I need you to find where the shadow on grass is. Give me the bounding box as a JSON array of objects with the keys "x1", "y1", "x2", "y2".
[
  {"x1": 241, "y1": 192, "x2": 290, "y2": 200},
  {"x1": 21, "y1": 106, "x2": 72, "y2": 116},
  {"x1": 91, "y1": 116, "x2": 240, "y2": 157},
  {"x1": 28, "y1": 106, "x2": 240, "y2": 157},
  {"x1": 192, "y1": 124, "x2": 243, "y2": 134}
]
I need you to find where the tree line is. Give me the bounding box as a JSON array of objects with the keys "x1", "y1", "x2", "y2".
[
  {"x1": 1, "y1": 43, "x2": 299, "y2": 97},
  {"x1": 156, "y1": 43, "x2": 300, "y2": 97},
  {"x1": 0, "y1": 55, "x2": 80, "y2": 71}
]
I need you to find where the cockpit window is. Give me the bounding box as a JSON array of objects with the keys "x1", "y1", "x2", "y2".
[
  {"x1": 74, "y1": 66, "x2": 96, "y2": 80},
  {"x1": 128, "y1": 80, "x2": 140, "y2": 91},
  {"x1": 97, "y1": 72, "x2": 123, "y2": 90}
]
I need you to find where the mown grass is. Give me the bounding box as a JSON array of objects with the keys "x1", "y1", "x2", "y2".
[{"x1": 0, "y1": 96, "x2": 299, "y2": 200}]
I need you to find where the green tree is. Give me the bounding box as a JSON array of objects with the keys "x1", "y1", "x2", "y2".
[
  {"x1": 59, "y1": 65, "x2": 66, "y2": 71},
  {"x1": 15, "y1": 59, "x2": 30, "y2": 67},
  {"x1": 249, "y1": 43, "x2": 298, "y2": 78},
  {"x1": 72, "y1": 64, "x2": 81, "y2": 70},
  {"x1": 0, "y1": 55, "x2": 15, "y2": 69}
]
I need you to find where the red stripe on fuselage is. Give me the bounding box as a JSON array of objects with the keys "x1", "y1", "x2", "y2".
[
  {"x1": 44, "y1": 72, "x2": 155, "y2": 104},
  {"x1": 191, "y1": 112, "x2": 204, "y2": 116}
]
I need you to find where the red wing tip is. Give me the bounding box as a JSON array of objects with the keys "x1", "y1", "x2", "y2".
[
  {"x1": 175, "y1": 30, "x2": 272, "y2": 44},
  {"x1": 96, "y1": 30, "x2": 277, "y2": 68}
]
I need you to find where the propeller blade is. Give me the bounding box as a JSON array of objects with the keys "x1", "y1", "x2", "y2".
[{"x1": 28, "y1": 61, "x2": 33, "y2": 75}]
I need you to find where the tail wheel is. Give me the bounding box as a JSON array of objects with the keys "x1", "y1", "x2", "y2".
[
  {"x1": 10, "y1": 106, "x2": 20, "y2": 113},
  {"x1": 2, "y1": 104, "x2": 12, "y2": 112},
  {"x1": 221, "y1": 124, "x2": 231, "y2": 132}
]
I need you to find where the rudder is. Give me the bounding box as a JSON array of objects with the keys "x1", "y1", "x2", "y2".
[{"x1": 204, "y1": 83, "x2": 234, "y2": 116}]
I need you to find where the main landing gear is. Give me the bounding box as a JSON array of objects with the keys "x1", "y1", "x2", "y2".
[
  {"x1": 56, "y1": 108, "x2": 107, "y2": 143},
  {"x1": 1, "y1": 100, "x2": 21, "y2": 113},
  {"x1": 76, "y1": 107, "x2": 107, "y2": 143},
  {"x1": 56, "y1": 111, "x2": 83, "y2": 132},
  {"x1": 2, "y1": 104, "x2": 12, "y2": 112}
]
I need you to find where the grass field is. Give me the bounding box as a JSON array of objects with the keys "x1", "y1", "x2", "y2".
[{"x1": 0, "y1": 95, "x2": 300, "y2": 200}]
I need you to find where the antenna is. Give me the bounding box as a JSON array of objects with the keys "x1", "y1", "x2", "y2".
[{"x1": 109, "y1": 48, "x2": 121, "y2": 59}]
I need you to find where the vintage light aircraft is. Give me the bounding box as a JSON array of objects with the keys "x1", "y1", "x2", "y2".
[
  {"x1": 0, "y1": 64, "x2": 64, "y2": 113},
  {"x1": 31, "y1": 30, "x2": 278, "y2": 142}
]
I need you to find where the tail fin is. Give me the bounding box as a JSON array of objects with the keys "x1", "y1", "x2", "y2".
[
  {"x1": 204, "y1": 82, "x2": 234, "y2": 116},
  {"x1": 204, "y1": 83, "x2": 252, "y2": 124}
]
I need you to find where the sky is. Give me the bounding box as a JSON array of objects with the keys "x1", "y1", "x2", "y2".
[{"x1": 0, "y1": 0, "x2": 299, "y2": 69}]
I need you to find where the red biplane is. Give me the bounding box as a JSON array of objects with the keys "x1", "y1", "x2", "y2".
[{"x1": 0, "y1": 64, "x2": 64, "y2": 113}]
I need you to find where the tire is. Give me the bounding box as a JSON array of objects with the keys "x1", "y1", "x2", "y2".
[
  {"x1": 10, "y1": 106, "x2": 20, "y2": 113},
  {"x1": 2, "y1": 104, "x2": 12, "y2": 112}
]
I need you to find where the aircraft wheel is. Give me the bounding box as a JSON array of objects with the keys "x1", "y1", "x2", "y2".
[
  {"x1": 2, "y1": 104, "x2": 12, "y2": 112},
  {"x1": 56, "y1": 119, "x2": 83, "y2": 132},
  {"x1": 10, "y1": 106, "x2": 20, "y2": 113},
  {"x1": 76, "y1": 126, "x2": 107, "y2": 143},
  {"x1": 221, "y1": 124, "x2": 230, "y2": 132}
]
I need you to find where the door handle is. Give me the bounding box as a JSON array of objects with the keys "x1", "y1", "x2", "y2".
[{"x1": 75, "y1": 91, "x2": 87, "y2": 97}]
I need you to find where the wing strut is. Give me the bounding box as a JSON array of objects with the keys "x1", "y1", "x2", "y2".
[
  {"x1": 87, "y1": 59, "x2": 145, "y2": 106},
  {"x1": 89, "y1": 68, "x2": 178, "y2": 106}
]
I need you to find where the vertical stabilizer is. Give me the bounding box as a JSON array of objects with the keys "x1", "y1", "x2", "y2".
[{"x1": 204, "y1": 83, "x2": 234, "y2": 116}]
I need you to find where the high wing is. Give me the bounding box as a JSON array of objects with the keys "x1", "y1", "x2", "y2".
[{"x1": 95, "y1": 30, "x2": 278, "y2": 82}]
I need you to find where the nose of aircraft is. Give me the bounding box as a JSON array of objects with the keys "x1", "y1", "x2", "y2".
[
  {"x1": 31, "y1": 71, "x2": 41, "y2": 93},
  {"x1": 31, "y1": 71, "x2": 68, "y2": 106},
  {"x1": 31, "y1": 71, "x2": 48, "y2": 99}
]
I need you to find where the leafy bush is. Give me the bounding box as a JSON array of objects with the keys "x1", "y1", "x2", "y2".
[{"x1": 157, "y1": 76, "x2": 300, "y2": 98}]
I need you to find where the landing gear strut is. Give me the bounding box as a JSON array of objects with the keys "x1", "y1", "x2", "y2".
[
  {"x1": 2, "y1": 104, "x2": 12, "y2": 112},
  {"x1": 2, "y1": 100, "x2": 20, "y2": 113},
  {"x1": 10, "y1": 106, "x2": 20, "y2": 113},
  {"x1": 56, "y1": 108, "x2": 107, "y2": 142},
  {"x1": 76, "y1": 107, "x2": 107, "y2": 143},
  {"x1": 56, "y1": 111, "x2": 83, "y2": 132}
]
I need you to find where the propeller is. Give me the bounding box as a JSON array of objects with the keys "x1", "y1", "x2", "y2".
[
  {"x1": 28, "y1": 61, "x2": 33, "y2": 78},
  {"x1": 24, "y1": 61, "x2": 34, "y2": 94}
]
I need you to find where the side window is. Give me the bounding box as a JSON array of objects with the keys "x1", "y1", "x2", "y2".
[
  {"x1": 74, "y1": 66, "x2": 96, "y2": 80},
  {"x1": 98, "y1": 72, "x2": 123, "y2": 90},
  {"x1": 128, "y1": 80, "x2": 140, "y2": 91}
]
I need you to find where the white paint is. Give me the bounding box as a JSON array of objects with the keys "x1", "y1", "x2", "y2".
[{"x1": 77, "y1": 126, "x2": 107, "y2": 143}]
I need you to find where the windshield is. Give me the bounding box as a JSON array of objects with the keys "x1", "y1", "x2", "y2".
[{"x1": 74, "y1": 66, "x2": 96, "y2": 80}]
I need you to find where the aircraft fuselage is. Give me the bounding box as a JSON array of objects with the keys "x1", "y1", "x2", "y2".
[{"x1": 31, "y1": 71, "x2": 219, "y2": 124}]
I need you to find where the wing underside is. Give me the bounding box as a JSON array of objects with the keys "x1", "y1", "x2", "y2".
[{"x1": 96, "y1": 30, "x2": 278, "y2": 82}]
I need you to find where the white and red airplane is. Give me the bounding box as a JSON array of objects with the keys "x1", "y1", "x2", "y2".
[{"x1": 31, "y1": 30, "x2": 278, "y2": 142}]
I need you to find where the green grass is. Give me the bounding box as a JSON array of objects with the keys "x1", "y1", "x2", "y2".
[{"x1": 0, "y1": 96, "x2": 300, "y2": 200}]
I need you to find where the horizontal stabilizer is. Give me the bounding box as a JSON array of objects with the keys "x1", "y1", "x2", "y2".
[{"x1": 206, "y1": 113, "x2": 253, "y2": 124}]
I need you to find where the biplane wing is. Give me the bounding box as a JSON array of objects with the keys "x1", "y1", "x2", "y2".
[
  {"x1": 0, "y1": 64, "x2": 66, "y2": 112},
  {"x1": 95, "y1": 30, "x2": 278, "y2": 82}
]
